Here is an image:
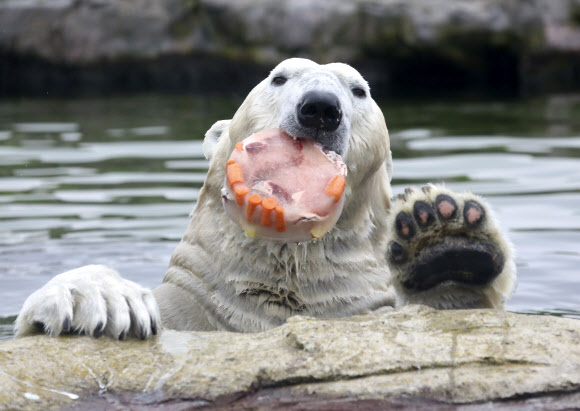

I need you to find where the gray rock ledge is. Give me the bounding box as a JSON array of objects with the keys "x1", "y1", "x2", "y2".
[
  {"x1": 2, "y1": 0, "x2": 580, "y2": 96},
  {"x1": 1, "y1": 305, "x2": 579, "y2": 410}
]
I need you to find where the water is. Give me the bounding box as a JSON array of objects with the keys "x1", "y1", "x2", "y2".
[{"x1": 1, "y1": 94, "x2": 579, "y2": 340}]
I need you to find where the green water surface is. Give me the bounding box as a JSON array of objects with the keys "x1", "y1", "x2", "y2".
[{"x1": 1, "y1": 93, "x2": 579, "y2": 340}]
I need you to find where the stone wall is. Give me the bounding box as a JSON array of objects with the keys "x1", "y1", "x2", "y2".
[{"x1": 1, "y1": 0, "x2": 580, "y2": 96}]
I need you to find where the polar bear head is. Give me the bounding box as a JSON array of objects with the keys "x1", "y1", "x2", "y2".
[{"x1": 200, "y1": 58, "x2": 392, "y2": 241}]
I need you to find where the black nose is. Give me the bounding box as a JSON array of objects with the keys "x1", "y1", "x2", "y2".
[{"x1": 297, "y1": 91, "x2": 342, "y2": 132}]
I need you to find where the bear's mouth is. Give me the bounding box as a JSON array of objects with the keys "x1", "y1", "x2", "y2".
[
  {"x1": 222, "y1": 129, "x2": 347, "y2": 243},
  {"x1": 278, "y1": 117, "x2": 349, "y2": 156}
]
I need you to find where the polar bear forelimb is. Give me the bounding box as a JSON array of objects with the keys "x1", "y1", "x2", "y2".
[{"x1": 386, "y1": 185, "x2": 517, "y2": 309}]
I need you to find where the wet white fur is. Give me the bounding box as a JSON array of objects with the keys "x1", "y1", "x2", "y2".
[
  {"x1": 15, "y1": 265, "x2": 159, "y2": 338},
  {"x1": 15, "y1": 59, "x2": 516, "y2": 338}
]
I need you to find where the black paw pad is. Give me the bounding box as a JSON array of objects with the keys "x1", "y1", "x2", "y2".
[
  {"x1": 389, "y1": 242, "x2": 409, "y2": 265},
  {"x1": 395, "y1": 212, "x2": 416, "y2": 239},
  {"x1": 404, "y1": 241, "x2": 505, "y2": 291},
  {"x1": 413, "y1": 201, "x2": 435, "y2": 227},
  {"x1": 435, "y1": 195, "x2": 457, "y2": 220},
  {"x1": 464, "y1": 201, "x2": 485, "y2": 227}
]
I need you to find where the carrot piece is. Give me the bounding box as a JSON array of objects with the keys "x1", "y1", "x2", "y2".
[
  {"x1": 234, "y1": 185, "x2": 250, "y2": 205},
  {"x1": 261, "y1": 197, "x2": 277, "y2": 226},
  {"x1": 325, "y1": 175, "x2": 346, "y2": 203},
  {"x1": 226, "y1": 163, "x2": 244, "y2": 188},
  {"x1": 235, "y1": 142, "x2": 244, "y2": 151},
  {"x1": 226, "y1": 159, "x2": 235, "y2": 166},
  {"x1": 275, "y1": 206, "x2": 286, "y2": 232},
  {"x1": 247, "y1": 194, "x2": 262, "y2": 220}
]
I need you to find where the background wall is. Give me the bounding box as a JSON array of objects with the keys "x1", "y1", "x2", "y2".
[{"x1": 1, "y1": 0, "x2": 580, "y2": 97}]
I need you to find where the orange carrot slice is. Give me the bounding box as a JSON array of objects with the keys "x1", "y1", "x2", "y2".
[
  {"x1": 261, "y1": 197, "x2": 277, "y2": 226},
  {"x1": 234, "y1": 185, "x2": 250, "y2": 205},
  {"x1": 325, "y1": 175, "x2": 346, "y2": 203},
  {"x1": 226, "y1": 163, "x2": 243, "y2": 188},
  {"x1": 226, "y1": 159, "x2": 235, "y2": 166},
  {"x1": 275, "y1": 206, "x2": 286, "y2": 232},
  {"x1": 247, "y1": 194, "x2": 262, "y2": 220},
  {"x1": 235, "y1": 142, "x2": 244, "y2": 151}
]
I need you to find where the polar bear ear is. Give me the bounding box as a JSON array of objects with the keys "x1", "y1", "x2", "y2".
[
  {"x1": 386, "y1": 150, "x2": 393, "y2": 182},
  {"x1": 203, "y1": 120, "x2": 231, "y2": 161}
]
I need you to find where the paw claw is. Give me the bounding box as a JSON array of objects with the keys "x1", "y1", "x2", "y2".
[
  {"x1": 62, "y1": 316, "x2": 72, "y2": 333},
  {"x1": 93, "y1": 321, "x2": 105, "y2": 338},
  {"x1": 139, "y1": 325, "x2": 147, "y2": 341},
  {"x1": 435, "y1": 194, "x2": 458, "y2": 220},
  {"x1": 421, "y1": 185, "x2": 433, "y2": 194}
]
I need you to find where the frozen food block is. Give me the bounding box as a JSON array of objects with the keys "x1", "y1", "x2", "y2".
[{"x1": 222, "y1": 129, "x2": 347, "y2": 242}]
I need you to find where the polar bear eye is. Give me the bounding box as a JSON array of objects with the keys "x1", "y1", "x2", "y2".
[
  {"x1": 352, "y1": 87, "x2": 366, "y2": 98},
  {"x1": 272, "y1": 76, "x2": 288, "y2": 86}
]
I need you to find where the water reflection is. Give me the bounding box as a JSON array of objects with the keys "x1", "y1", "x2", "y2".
[{"x1": 0, "y1": 94, "x2": 579, "y2": 340}]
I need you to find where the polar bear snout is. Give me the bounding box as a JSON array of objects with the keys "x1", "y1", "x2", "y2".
[
  {"x1": 297, "y1": 91, "x2": 342, "y2": 132},
  {"x1": 281, "y1": 86, "x2": 349, "y2": 155}
]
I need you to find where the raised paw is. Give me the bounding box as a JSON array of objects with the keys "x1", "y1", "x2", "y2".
[
  {"x1": 387, "y1": 185, "x2": 516, "y2": 309},
  {"x1": 15, "y1": 265, "x2": 160, "y2": 340}
]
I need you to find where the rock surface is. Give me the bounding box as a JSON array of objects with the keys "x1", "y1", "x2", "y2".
[
  {"x1": 0, "y1": 305, "x2": 579, "y2": 410},
  {"x1": 1, "y1": 0, "x2": 580, "y2": 96}
]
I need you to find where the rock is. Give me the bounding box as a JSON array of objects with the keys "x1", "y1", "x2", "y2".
[
  {"x1": 0, "y1": 305, "x2": 579, "y2": 410},
  {"x1": 0, "y1": 0, "x2": 547, "y2": 63},
  {"x1": 1, "y1": 0, "x2": 580, "y2": 96}
]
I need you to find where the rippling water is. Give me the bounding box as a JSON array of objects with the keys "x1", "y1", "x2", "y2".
[{"x1": 1, "y1": 94, "x2": 579, "y2": 340}]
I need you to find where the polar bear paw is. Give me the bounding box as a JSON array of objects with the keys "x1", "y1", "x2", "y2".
[
  {"x1": 15, "y1": 265, "x2": 160, "y2": 340},
  {"x1": 386, "y1": 184, "x2": 516, "y2": 309}
]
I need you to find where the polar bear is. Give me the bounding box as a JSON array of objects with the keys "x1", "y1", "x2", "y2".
[{"x1": 15, "y1": 58, "x2": 516, "y2": 339}]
